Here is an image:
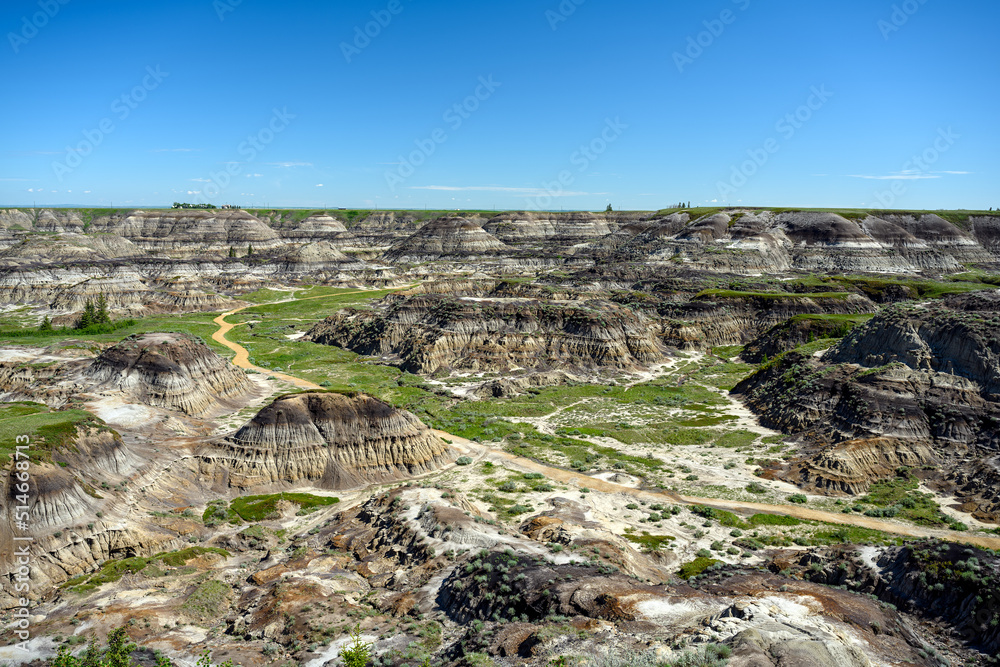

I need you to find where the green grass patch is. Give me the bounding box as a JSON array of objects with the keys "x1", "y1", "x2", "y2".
[
  {"x1": 859, "y1": 470, "x2": 955, "y2": 527},
  {"x1": 623, "y1": 531, "x2": 676, "y2": 552},
  {"x1": 677, "y1": 557, "x2": 722, "y2": 579},
  {"x1": 181, "y1": 579, "x2": 230, "y2": 622},
  {"x1": 0, "y1": 403, "x2": 111, "y2": 464},
  {"x1": 694, "y1": 289, "x2": 850, "y2": 301},
  {"x1": 711, "y1": 345, "x2": 744, "y2": 359},
  {"x1": 63, "y1": 547, "x2": 230, "y2": 593},
  {"x1": 691, "y1": 505, "x2": 748, "y2": 528},
  {"x1": 229, "y1": 492, "x2": 340, "y2": 522},
  {"x1": 748, "y1": 513, "x2": 802, "y2": 527},
  {"x1": 0, "y1": 313, "x2": 229, "y2": 356}
]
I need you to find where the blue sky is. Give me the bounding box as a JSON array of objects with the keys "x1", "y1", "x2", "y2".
[{"x1": 1, "y1": 0, "x2": 997, "y2": 211}]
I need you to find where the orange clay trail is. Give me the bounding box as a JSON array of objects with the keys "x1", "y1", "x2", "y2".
[
  {"x1": 212, "y1": 291, "x2": 1000, "y2": 552},
  {"x1": 211, "y1": 287, "x2": 407, "y2": 391}
]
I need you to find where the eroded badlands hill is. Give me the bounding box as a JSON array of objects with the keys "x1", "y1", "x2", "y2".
[
  {"x1": 200, "y1": 391, "x2": 454, "y2": 489},
  {"x1": 734, "y1": 292, "x2": 1000, "y2": 520},
  {"x1": 306, "y1": 292, "x2": 668, "y2": 375},
  {"x1": 86, "y1": 332, "x2": 257, "y2": 416}
]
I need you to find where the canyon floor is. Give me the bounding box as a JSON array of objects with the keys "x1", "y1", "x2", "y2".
[{"x1": 1, "y1": 207, "x2": 999, "y2": 667}]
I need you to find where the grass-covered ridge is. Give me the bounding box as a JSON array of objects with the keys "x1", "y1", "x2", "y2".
[
  {"x1": 230, "y1": 492, "x2": 340, "y2": 521},
  {"x1": 0, "y1": 402, "x2": 112, "y2": 464},
  {"x1": 62, "y1": 547, "x2": 230, "y2": 594}
]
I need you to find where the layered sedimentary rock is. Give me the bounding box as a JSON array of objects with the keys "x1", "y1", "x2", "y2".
[
  {"x1": 0, "y1": 233, "x2": 144, "y2": 263},
  {"x1": 91, "y1": 209, "x2": 282, "y2": 256},
  {"x1": 791, "y1": 438, "x2": 939, "y2": 494},
  {"x1": 733, "y1": 293, "x2": 1000, "y2": 517},
  {"x1": 660, "y1": 292, "x2": 875, "y2": 349},
  {"x1": 278, "y1": 241, "x2": 367, "y2": 273},
  {"x1": 382, "y1": 217, "x2": 508, "y2": 262},
  {"x1": 741, "y1": 314, "x2": 870, "y2": 363},
  {"x1": 482, "y1": 211, "x2": 617, "y2": 247},
  {"x1": 85, "y1": 333, "x2": 256, "y2": 416},
  {"x1": 603, "y1": 210, "x2": 1000, "y2": 274},
  {"x1": 306, "y1": 293, "x2": 668, "y2": 374},
  {"x1": 201, "y1": 391, "x2": 453, "y2": 489},
  {"x1": 266, "y1": 212, "x2": 348, "y2": 241}
]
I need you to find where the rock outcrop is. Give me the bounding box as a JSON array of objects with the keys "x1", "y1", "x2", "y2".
[
  {"x1": 278, "y1": 241, "x2": 367, "y2": 273},
  {"x1": 733, "y1": 294, "x2": 1000, "y2": 518},
  {"x1": 482, "y1": 211, "x2": 617, "y2": 247},
  {"x1": 85, "y1": 333, "x2": 256, "y2": 416},
  {"x1": 92, "y1": 209, "x2": 282, "y2": 256},
  {"x1": 306, "y1": 293, "x2": 668, "y2": 375},
  {"x1": 382, "y1": 217, "x2": 507, "y2": 262},
  {"x1": 201, "y1": 391, "x2": 453, "y2": 489}
]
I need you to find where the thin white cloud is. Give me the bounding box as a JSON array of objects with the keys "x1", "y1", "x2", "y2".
[
  {"x1": 849, "y1": 173, "x2": 941, "y2": 181},
  {"x1": 409, "y1": 185, "x2": 594, "y2": 197},
  {"x1": 315, "y1": 184, "x2": 324, "y2": 187},
  {"x1": 266, "y1": 162, "x2": 312, "y2": 168},
  {"x1": 84, "y1": 190, "x2": 91, "y2": 193},
  {"x1": 849, "y1": 169, "x2": 970, "y2": 181},
  {"x1": 190, "y1": 178, "x2": 212, "y2": 183},
  {"x1": 246, "y1": 173, "x2": 262, "y2": 178}
]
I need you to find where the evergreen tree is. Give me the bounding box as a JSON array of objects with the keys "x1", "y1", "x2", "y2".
[
  {"x1": 605, "y1": 204, "x2": 613, "y2": 212},
  {"x1": 39, "y1": 315, "x2": 54, "y2": 332},
  {"x1": 228, "y1": 246, "x2": 236, "y2": 258},
  {"x1": 75, "y1": 299, "x2": 96, "y2": 330},
  {"x1": 105, "y1": 627, "x2": 136, "y2": 667},
  {"x1": 246, "y1": 244, "x2": 254, "y2": 257},
  {"x1": 80, "y1": 640, "x2": 103, "y2": 667},
  {"x1": 95, "y1": 293, "x2": 111, "y2": 325}
]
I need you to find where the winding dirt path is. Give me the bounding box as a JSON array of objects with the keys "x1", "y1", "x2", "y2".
[
  {"x1": 210, "y1": 296, "x2": 1000, "y2": 551},
  {"x1": 211, "y1": 288, "x2": 389, "y2": 390}
]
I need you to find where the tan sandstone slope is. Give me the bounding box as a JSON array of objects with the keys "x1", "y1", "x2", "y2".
[
  {"x1": 200, "y1": 391, "x2": 454, "y2": 489},
  {"x1": 85, "y1": 332, "x2": 257, "y2": 416}
]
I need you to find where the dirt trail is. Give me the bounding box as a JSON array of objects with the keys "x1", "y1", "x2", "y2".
[
  {"x1": 210, "y1": 298, "x2": 1000, "y2": 552},
  {"x1": 211, "y1": 288, "x2": 387, "y2": 391}
]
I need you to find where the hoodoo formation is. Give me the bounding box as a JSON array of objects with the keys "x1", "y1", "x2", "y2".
[
  {"x1": 86, "y1": 332, "x2": 257, "y2": 416},
  {"x1": 201, "y1": 391, "x2": 454, "y2": 489}
]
